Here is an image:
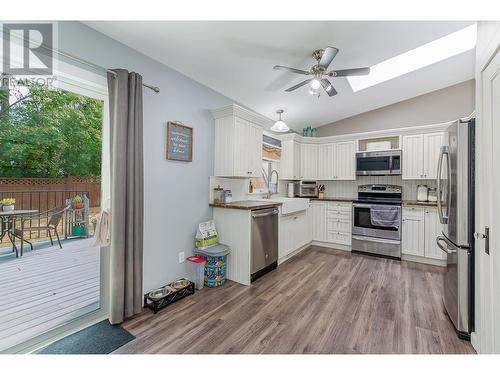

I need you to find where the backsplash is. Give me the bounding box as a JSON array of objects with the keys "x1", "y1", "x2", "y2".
[
  {"x1": 319, "y1": 176, "x2": 436, "y2": 200},
  {"x1": 212, "y1": 175, "x2": 436, "y2": 202}
]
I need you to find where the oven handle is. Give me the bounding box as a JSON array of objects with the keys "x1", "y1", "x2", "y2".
[
  {"x1": 352, "y1": 203, "x2": 401, "y2": 209},
  {"x1": 352, "y1": 235, "x2": 401, "y2": 245},
  {"x1": 353, "y1": 203, "x2": 374, "y2": 209}
]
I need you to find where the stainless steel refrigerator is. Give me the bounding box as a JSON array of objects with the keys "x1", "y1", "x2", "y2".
[{"x1": 436, "y1": 116, "x2": 475, "y2": 340}]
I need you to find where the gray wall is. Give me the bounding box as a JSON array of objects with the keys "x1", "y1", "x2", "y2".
[
  {"x1": 58, "y1": 22, "x2": 233, "y2": 293},
  {"x1": 317, "y1": 80, "x2": 475, "y2": 137}
]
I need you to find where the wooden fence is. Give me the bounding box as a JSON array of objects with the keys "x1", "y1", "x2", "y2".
[{"x1": 0, "y1": 176, "x2": 101, "y2": 208}]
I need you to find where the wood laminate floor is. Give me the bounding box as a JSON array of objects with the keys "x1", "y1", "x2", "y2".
[{"x1": 114, "y1": 246, "x2": 475, "y2": 354}]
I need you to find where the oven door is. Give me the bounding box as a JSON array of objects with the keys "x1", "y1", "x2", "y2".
[
  {"x1": 356, "y1": 152, "x2": 401, "y2": 176},
  {"x1": 352, "y1": 203, "x2": 401, "y2": 240}
]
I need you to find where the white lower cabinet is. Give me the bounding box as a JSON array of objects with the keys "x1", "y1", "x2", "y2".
[
  {"x1": 279, "y1": 208, "x2": 312, "y2": 260},
  {"x1": 402, "y1": 206, "x2": 447, "y2": 261},
  {"x1": 424, "y1": 208, "x2": 447, "y2": 260},
  {"x1": 402, "y1": 207, "x2": 425, "y2": 256},
  {"x1": 311, "y1": 201, "x2": 327, "y2": 242},
  {"x1": 311, "y1": 201, "x2": 352, "y2": 246}
]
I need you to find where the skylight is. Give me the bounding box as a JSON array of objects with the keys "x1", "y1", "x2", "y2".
[{"x1": 347, "y1": 24, "x2": 477, "y2": 92}]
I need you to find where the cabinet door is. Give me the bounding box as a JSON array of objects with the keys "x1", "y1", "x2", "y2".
[
  {"x1": 279, "y1": 215, "x2": 294, "y2": 259},
  {"x1": 402, "y1": 208, "x2": 425, "y2": 256},
  {"x1": 402, "y1": 134, "x2": 424, "y2": 179},
  {"x1": 293, "y1": 142, "x2": 301, "y2": 180},
  {"x1": 317, "y1": 144, "x2": 335, "y2": 180},
  {"x1": 233, "y1": 117, "x2": 250, "y2": 177},
  {"x1": 423, "y1": 132, "x2": 444, "y2": 180},
  {"x1": 424, "y1": 208, "x2": 447, "y2": 260},
  {"x1": 281, "y1": 140, "x2": 300, "y2": 180},
  {"x1": 280, "y1": 140, "x2": 294, "y2": 180},
  {"x1": 248, "y1": 123, "x2": 263, "y2": 177},
  {"x1": 305, "y1": 206, "x2": 313, "y2": 243},
  {"x1": 300, "y1": 144, "x2": 318, "y2": 180},
  {"x1": 334, "y1": 141, "x2": 356, "y2": 180},
  {"x1": 312, "y1": 202, "x2": 327, "y2": 242}
]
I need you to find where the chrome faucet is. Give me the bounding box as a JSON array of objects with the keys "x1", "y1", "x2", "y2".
[{"x1": 266, "y1": 169, "x2": 279, "y2": 199}]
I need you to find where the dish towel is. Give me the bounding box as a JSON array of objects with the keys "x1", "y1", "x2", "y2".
[
  {"x1": 370, "y1": 206, "x2": 400, "y2": 228},
  {"x1": 94, "y1": 209, "x2": 111, "y2": 247}
]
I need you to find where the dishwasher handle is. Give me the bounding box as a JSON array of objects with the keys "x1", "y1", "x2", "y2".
[{"x1": 251, "y1": 209, "x2": 279, "y2": 218}]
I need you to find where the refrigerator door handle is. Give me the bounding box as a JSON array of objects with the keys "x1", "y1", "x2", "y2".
[
  {"x1": 436, "y1": 145, "x2": 450, "y2": 224},
  {"x1": 436, "y1": 236, "x2": 457, "y2": 254}
]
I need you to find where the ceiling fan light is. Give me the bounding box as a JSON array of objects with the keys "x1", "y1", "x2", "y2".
[
  {"x1": 310, "y1": 79, "x2": 321, "y2": 90},
  {"x1": 309, "y1": 87, "x2": 320, "y2": 97},
  {"x1": 271, "y1": 120, "x2": 289, "y2": 132}
]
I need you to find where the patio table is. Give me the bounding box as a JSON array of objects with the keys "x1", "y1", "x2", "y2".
[{"x1": 0, "y1": 210, "x2": 38, "y2": 258}]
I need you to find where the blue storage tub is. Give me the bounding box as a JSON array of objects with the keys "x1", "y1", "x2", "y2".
[{"x1": 194, "y1": 243, "x2": 230, "y2": 287}]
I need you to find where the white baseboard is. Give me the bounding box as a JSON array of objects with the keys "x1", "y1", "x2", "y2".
[
  {"x1": 402, "y1": 254, "x2": 446, "y2": 267},
  {"x1": 278, "y1": 243, "x2": 311, "y2": 265},
  {"x1": 311, "y1": 241, "x2": 351, "y2": 252}
]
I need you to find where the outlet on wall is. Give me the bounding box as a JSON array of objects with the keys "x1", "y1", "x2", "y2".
[{"x1": 178, "y1": 251, "x2": 185, "y2": 263}]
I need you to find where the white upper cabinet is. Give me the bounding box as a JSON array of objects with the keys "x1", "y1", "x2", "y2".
[
  {"x1": 423, "y1": 133, "x2": 445, "y2": 180},
  {"x1": 333, "y1": 141, "x2": 356, "y2": 180},
  {"x1": 402, "y1": 134, "x2": 424, "y2": 179},
  {"x1": 317, "y1": 141, "x2": 355, "y2": 180},
  {"x1": 317, "y1": 143, "x2": 335, "y2": 180},
  {"x1": 213, "y1": 105, "x2": 265, "y2": 178},
  {"x1": 402, "y1": 132, "x2": 444, "y2": 180},
  {"x1": 280, "y1": 140, "x2": 301, "y2": 180},
  {"x1": 300, "y1": 144, "x2": 318, "y2": 180}
]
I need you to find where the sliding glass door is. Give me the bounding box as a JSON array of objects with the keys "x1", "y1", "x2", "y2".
[{"x1": 0, "y1": 68, "x2": 110, "y2": 353}]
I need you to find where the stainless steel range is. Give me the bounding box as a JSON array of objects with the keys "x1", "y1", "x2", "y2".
[{"x1": 352, "y1": 184, "x2": 402, "y2": 259}]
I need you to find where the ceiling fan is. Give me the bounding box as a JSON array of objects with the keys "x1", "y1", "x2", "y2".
[{"x1": 273, "y1": 47, "x2": 370, "y2": 97}]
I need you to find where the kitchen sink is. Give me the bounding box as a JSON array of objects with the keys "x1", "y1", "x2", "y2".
[{"x1": 257, "y1": 197, "x2": 309, "y2": 215}]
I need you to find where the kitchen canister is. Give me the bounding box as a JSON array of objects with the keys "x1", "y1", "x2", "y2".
[
  {"x1": 417, "y1": 185, "x2": 429, "y2": 202},
  {"x1": 287, "y1": 182, "x2": 294, "y2": 198},
  {"x1": 428, "y1": 188, "x2": 437, "y2": 202}
]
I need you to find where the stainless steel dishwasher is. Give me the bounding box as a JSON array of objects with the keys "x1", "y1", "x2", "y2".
[{"x1": 250, "y1": 207, "x2": 279, "y2": 282}]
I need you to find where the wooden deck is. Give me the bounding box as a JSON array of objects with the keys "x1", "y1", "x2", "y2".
[{"x1": 0, "y1": 238, "x2": 100, "y2": 351}]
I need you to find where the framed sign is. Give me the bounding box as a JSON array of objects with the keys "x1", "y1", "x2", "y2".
[{"x1": 166, "y1": 121, "x2": 193, "y2": 162}]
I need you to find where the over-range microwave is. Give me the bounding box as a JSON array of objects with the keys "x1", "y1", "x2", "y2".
[{"x1": 356, "y1": 149, "x2": 402, "y2": 176}]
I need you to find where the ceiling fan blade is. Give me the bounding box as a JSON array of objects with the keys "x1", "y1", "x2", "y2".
[
  {"x1": 285, "y1": 79, "x2": 312, "y2": 92},
  {"x1": 320, "y1": 78, "x2": 337, "y2": 96},
  {"x1": 318, "y1": 47, "x2": 339, "y2": 69},
  {"x1": 273, "y1": 65, "x2": 312, "y2": 75},
  {"x1": 328, "y1": 67, "x2": 370, "y2": 77}
]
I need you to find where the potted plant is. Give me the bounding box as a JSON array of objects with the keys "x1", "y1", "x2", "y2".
[
  {"x1": 72, "y1": 195, "x2": 84, "y2": 209},
  {"x1": 0, "y1": 198, "x2": 15, "y2": 212}
]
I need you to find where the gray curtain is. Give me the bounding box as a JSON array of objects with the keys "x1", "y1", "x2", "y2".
[{"x1": 107, "y1": 69, "x2": 144, "y2": 325}]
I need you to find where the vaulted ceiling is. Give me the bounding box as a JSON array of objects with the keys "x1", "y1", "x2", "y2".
[{"x1": 85, "y1": 21, "x2": 475, "y2": 131}]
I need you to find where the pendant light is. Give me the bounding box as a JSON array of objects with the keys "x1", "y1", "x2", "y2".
[{"x1": 271, "y1": 109, "x2": 289, "y2": 132}]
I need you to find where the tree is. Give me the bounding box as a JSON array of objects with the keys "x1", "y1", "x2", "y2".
[{"x1": 0, "y1": 81, "x2": 103, "y2": 178}]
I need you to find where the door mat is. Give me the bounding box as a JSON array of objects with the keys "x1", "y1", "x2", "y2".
[{"x1": 38, "y1": 320, "x2": 135, "y2": 354}]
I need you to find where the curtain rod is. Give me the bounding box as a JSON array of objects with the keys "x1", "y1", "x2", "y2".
[
  {"x1": 53, "y1": 49, "x2": 161, "y2": 94},
  {"x1": 4, "y1": 33, "x2": 160, "y2": 93}
]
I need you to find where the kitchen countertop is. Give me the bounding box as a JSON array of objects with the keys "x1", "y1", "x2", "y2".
[
  {"x1": 210, "y1": 200, "x2": 282, "y2": 210},
  {"x1": 403, "y1": 200, "x2": 438, "y2": 207},
  {"x1": 310, "y1": 197, "x2": 355, "y2": 202}
]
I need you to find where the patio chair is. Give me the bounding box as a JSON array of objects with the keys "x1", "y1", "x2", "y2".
[{"x1": 13, "y1": 205, "x2": 70, "y2": 256}]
